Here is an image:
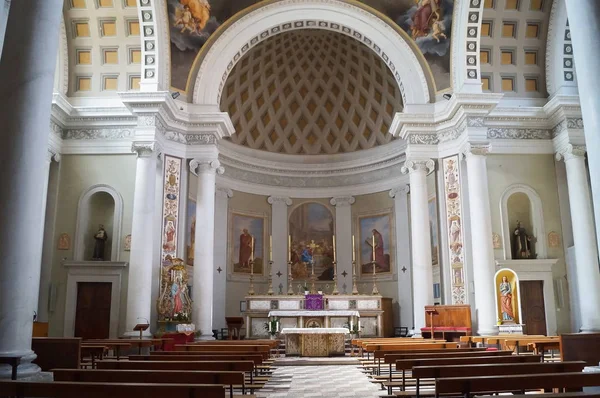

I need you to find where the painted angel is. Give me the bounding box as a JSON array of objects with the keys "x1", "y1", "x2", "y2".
[{"x1": 180, "y1": 0, "x2": 211, "y2": 32}]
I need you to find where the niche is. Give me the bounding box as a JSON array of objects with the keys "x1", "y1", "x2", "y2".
[{"x1": 507, "y1": 192, "x2": 535, "y2": 259}]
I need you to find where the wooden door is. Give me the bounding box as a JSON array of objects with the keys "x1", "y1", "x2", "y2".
[
  {"x1": 519, "y1": 280, "x2": 547, "y2": 335},
  {"x1": 74, "y1": 282, "x2": 112, "y2": 339}
]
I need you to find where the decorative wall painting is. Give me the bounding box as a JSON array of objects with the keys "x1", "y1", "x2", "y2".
[
  {"x1": 57, "y1": 233, "x2": 71, "y2": 250},
  {"x1": 168, "y1": 0, "x2": 453, "y2": 92},
  {"x1": 124, "y1": 234, "x2": 131, "y2": 251},
  {"x1": 160, "y1": 156, "x2": 182, "y2": 267},
  {"x1": 443, "y1": 155, "x2": 466, "y2": 304},
  {"x1": 428, "y1": 197, "x2": 439, "y2": 266},
  {"x1": 492, "y1": 232, "x2": 502, "y2": 249},
  {"x1": 494, "y1": 268, "x2": 521, "y2": 325},
  {"x1": 186, "y1": 199, "x2": 196, "y2": 266},
  {"x1": 230, "y1": 212, "x2": 265, "y2": 275},
  {"x1": 358, "y1": 212, "x2": 393, "y2": 275},
  {"x1": 548, "y1": 231, "x2": 560, "y2": 248},
  {"x1": 288, "y1": 203, "x2": 335, "y2": 281}
]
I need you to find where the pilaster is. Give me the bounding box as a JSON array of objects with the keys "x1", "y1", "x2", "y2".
[
  {"x1": 214, "y1": 187, "x2": 233, "y2": 330},
  {"x1": 268, "y1": 196, "x2": 293, "y2": 294},
  {"x1": 330, "y1": 196, "x2": 355, "y2": 294}
]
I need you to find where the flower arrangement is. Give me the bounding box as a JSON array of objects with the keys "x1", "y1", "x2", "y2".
[
  {"x1": 344, "y1": 322, "x2": 364, "y2": 336},
  {"x1": 264, "y1": 318, "x2": 280, "y2": 336}
]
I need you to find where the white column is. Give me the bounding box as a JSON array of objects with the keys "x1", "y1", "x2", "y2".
[
  {"x1": 557, "y1": 145, "x2": 600, "y2": 332},
  {"x1": 330, "y1": 196, "x2": 355, "y2": 294},
  {"x1": 0, "y1": 0, "x2": 63, "y2": 378},
  {"x1": 191, "y1": 159, "x2": 224, "y2": 340},
  {"x1": 214, "y1": 187, "x2": 232, "y2": 331},
  {"x1": 564, "y1": 0, "x2": 600, "y2": 257},
  {"x1": 401, "y1": 160, "x2": 435, "y2": 334},
  {"x1": 463, "y1": 145, "x2": 497, "y2": 335},
  {"x1": 268, "y1": 196, "x2": 292, "y2": 294},
  {"x1": 124, "y1": 142, "x2": 158, "y2": 336},
  {"x1": 390, "y1": 186, "x2": 414, "y2": 329},
  {"x1": 36, "y1": 150, "x2": 60, "y2": 322}
]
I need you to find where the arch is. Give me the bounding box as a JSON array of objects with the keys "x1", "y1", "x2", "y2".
[
  {"x1": 545, "y1": 0, "x2": 578, "y2": 96},
  {"x1": 451, "y1": 0, "x2": 484, "y2": 93},
  {"x1": 137, "y1": 0, "x2": 169, "y2": 90},
  {"x1": 74, "y1": 184, "x2": 124, "y2": 262},
  {"x1": 500, "y1": 184, "x2": 548, "y2": 260},
  {"x1": 53, "y1": 17, "x2": 68, "y2": 95},
  {"x1": 191, "y1": 0, "x2": 433, "y2": 105}
]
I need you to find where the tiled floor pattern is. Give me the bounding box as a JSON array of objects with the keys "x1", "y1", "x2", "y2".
[{"x1": 256, "y1": 364, "x2": 384, "y2": 398}]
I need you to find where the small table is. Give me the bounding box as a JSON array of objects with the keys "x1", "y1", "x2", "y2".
[
  {"x1": 0, "y1": 356, "x2": 21, "y2": 380},
  {"x1": 281, "y1": 328, "x2": 349, "y2": 357}
]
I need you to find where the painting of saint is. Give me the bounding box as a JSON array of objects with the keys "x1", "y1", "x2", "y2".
[
  {"x1": 186, "y1": 199, "x2": 196, "y2": 266},
  {"x1": 231, "y1": 213, "x2": 264, "y2": 275},
  {"x1": 288, "y1": 203, "x2": 335, "y2": 281},
  {"x1": 163, "y1": 220, "x2": 176, "y2": 252},
  {"x1": 359, "y1": 213, "x2": 393, "y2": 274}
]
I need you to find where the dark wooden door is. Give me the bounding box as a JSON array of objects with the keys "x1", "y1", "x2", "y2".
[
  {"x1": 74, "y1": 282, "x2": 112, "y2": 339},
  {"x1": 519, "y1": 280, "x2": 547, "y2": 335}
]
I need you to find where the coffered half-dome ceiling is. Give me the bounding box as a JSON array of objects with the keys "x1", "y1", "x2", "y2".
[{"x1": 220, "y1": 29, "x2": 404, "y2": 155}]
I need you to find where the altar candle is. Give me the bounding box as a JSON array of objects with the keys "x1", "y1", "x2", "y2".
[
  {"x1": 358, "y1": 320, "x2": 361, "y2": 331},
  {"x1": 269, "y1": 235, "x2": 273, "y2": 261},
  {"x1": 276, "y1": 321, "x2": 279, "y2": 332},
  {"x1": 332, "y1": 235, "x2": 336, "y2": 262},
  {"x1": 352, "y1": 235, "x2": 356, "y2": 262},
  {"x1": 350, "y1": 319, "x2": 353, "y2": 331},
  {"x1": 251, "y1": 235, "x2": 255, "y2": 260},
  {"x1": 288, "y1": 235, "x2": 292, "y2": 262},
  {"x1": 372, "y1": 234, "x2": 376, "y2": 262}
]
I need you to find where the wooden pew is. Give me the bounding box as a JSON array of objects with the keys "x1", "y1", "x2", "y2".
[
  {"x1": 503, "y1": 336, "x2": 560, "y2": 354},
  {"x1": 386, "y1": 355, "x2": 542, "y2": 395},
  {"x1": 152, "y1": 350, "x2": 270, "y2": 360},
  {"x1": 80, "y1": 345, "x2": 107, "y2": 369},
  {"x1": 412, "y1": 361, "x2": 586, "y2": 397},
  {"x1": 131, "y1": 354, "x2": 264, "y2": 366},
  {"x1": 53, "y1": 369, "x2": 246, "y2": 398},
  {"x1": 31, "y1": 337, "x2": 81, "y2": 371},
  {"x1": 561, "y1": 333, "x2": 600, "y2": 366},
  {"x1": 529, "y1": 340, "x2": 562, "y2": 360},
  {"x1": 82, "y1": 340, "x2": 132, "y2": 360},
  {"x1": 373, "y1": 348, "x2": 489, "y2": 375},
  {"x1": 434, "y1": 371, "x2": 600, "y2": 398},
  {"x1": 175, "y1": 344, "x2": 270, "y2": 355},
  {"x1": 363, "y1": 343, "x2": 458, "y2": 360},
  {"x1": 0, "y1": 381, "x2": 224, "y2": 398}
]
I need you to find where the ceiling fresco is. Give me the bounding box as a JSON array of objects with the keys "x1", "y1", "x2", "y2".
[{"x1": 168, "y1": 0, "x2": 453, "y2": 94}]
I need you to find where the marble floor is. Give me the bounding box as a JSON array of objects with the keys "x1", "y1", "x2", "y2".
[{"x1": 256, "y1": 364, "x2": 384, "y2": 398}]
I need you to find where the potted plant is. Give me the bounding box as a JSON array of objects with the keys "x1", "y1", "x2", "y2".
[
  {"x1": 303, "y1": 285, "x2": 309, "y2": 295},
  {"x1": 344, "y1": 322, "x2": 363, "y2": 337},
  {"x1": 264, "y1": 318, "x2": 280, "y2": 339}
]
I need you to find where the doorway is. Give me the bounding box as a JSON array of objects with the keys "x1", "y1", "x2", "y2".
[
  {"x1": 519, "y1": 280, "x2": 547, "y2": 335},
  {"x1": 74, "y1": 282, "x2": 112, "y2": 339}
]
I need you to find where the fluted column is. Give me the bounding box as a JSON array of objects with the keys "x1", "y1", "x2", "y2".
[
  {"x1": 0, "y1": 0, "x2": 63, "y2": 378},
  {"x1": 401, "y1": 160, "x2": 435, "y2": 334},
  {"x1": 191, "y1": 159, "x2": 224, "y2": 339},
  {"x1": 124, "y1": 142, "x2": 158, "y2": 337},
  {"x1": 37, "y1": 150, "x2": 61, "y2": 322},
  {"x1": 564, "y1": 0, "x2": 600, "y2": 257},
  {"x1": 268, "y1": 196, "x2": 292, "y2": 294},
  {"x1": 463, "y1": 144, "x2": 497, "y2": 335},
  {"x1": 330, "y1": 197, "x2": 355, "y2": 294},
  {"x1": 214, "y1": 187, "x2": 233, "y2": 331},
  {"x1": 390, "y1": 186, "x2": 413, "y2": 329},
  {"x1": 556, "y1": 145, "x2": 600, "y2": 332}
]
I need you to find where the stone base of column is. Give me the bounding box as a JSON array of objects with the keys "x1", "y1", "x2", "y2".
[
  {"x1": 477, "y1": 326, "x2": 499, "y2": 336},
  {"x1": 0, "y1": 350, "x2": 40, "y2": 380}
]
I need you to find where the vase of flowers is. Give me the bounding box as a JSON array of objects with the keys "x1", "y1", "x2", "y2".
[{"x1": 264, "y1": 318, "x2": 280, "y2": 339}]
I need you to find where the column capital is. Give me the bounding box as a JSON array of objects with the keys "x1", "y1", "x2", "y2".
[
  {"x1": 462, "y1": 143, "x2": 492, "y2": 158},
  {"x1": 389, "y1": 185, "x2": 410, "y2": 199},
  {"x1": 190, "y1": 159, "x2": 224, "y2": 176},
  {"x1": 131, "y1": 141, "x2": 159, "y2": 158},
  {"x1": 267, "y1": 196, "x2": 292, "y2": 206},
  {"x1": 46, "y1": 149, "x2": 61, "y2": 163},
  {"x1": 216, "y1": 187, "x2": 233, "y2": 199},
  {"x1": 330, "y1": 196, "x2": 355, "y2": 207},
  {"x1": 556, "y1": 144, "x2": 587, "y2": 162},
  {"x1": 401, "y1": 159, "x2": 435, "y2": 175}
]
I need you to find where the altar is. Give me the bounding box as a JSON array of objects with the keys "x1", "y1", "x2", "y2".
[{"x1": 281, "y1": 328, "x2": 349, "y2": 357}]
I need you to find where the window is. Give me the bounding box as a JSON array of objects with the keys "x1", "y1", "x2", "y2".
[
  {"x1": 71, "y1": 0, "x2": 86, "y2": 8},
  {"x1": 129, "y1": 75, "x2": 141, "y2": 90},
  {"x1": 530, "y1": 0, "x2": 543, "y2": 11}
]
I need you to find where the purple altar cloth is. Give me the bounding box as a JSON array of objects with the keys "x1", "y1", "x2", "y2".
[{"x1": 305, "y1": 294, "x2": 324, "y2": 310}]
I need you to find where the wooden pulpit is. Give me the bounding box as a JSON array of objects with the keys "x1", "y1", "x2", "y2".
[{"x1": 225, "y1": 317, "x2": 244, "y2": 340}]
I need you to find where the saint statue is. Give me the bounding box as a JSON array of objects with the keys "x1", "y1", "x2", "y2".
[
  {"x1": 92, "y1": 225, "x2": 108, "y2": 260},
  {"x1": 512, "y1": 221, "x2": 534, "y2": 259},
  {"x1": 499, "y1": 276, "x2": 515, "y2": 321}
]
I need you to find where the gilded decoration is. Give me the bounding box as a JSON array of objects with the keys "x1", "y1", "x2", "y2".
[
  {"x1": 157, "y1": 258, "x2": 193, "y2": 322},
  {"x1": 443, "y1": 155, "x2": 466, "y2": 304}
]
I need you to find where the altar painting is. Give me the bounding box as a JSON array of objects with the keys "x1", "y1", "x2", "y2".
[
  {"x1": 186, "y1": 199, "x2": 196, "y2": 266},
  {"x1": 230, "y1": 212, "x2": 264, "y2": 275},
  {"x1": 168, "y1": 0, "x2": 453, "y2": 92},
  {"x1": 358, "y1": 213, "x2": 393, "y2": 275},
  {"x1": 289, "y1": 202, "x2": 335, "y2": 281},
  {"x1": 494, "y1": 268, "x2": 521, "y2": 325}
]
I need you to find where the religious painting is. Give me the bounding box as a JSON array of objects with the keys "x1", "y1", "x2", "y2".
[
  {"x1": 288, "y1": 202, "x2": 335, "y2": 281},
  {"x1": 186, "y1": 199, "x2": 196, "y2": 266},
  {"x1": 168, "y1": 0, "x2": 453, "y2": 92},
  {"x1": 230, "y1": 212, "x2": 264, "y2": 275},
  {"x1": 494, "y1": 268, "x2": 521, "y2": 325},
  {"x1": 124, "y1": 234, "x2": 131, "y2": 251},
  {"x1": 428, "y1": 197, "x2": 439, "y2": 266},
  {"x1": 358, "y1": 212, "x2": 393, "y2": 275},
  {"x1": 57, "y1": 233, "x2": 71, "y2": 250},
  {"x1": 548, "y1": 231, "x2": 560, "y2": 249}
]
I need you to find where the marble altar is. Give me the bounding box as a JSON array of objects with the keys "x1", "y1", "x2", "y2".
[{"x1": 281, "y1": 328, "x2": 349, "y2": 357}]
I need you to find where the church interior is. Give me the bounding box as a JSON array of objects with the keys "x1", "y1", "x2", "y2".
[{"x1": 1, "y1": 0, "x2": 600, "y2": 396}]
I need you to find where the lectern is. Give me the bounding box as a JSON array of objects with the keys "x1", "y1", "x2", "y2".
[
  {"x1": 133, "y1": 323, "x2": 149, "y2": 339},
  {"x1": 225, "y1": 317, "x2": 244, "y2": 340}
]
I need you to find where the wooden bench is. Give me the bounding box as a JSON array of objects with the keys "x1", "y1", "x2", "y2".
[
  {"x1": 411, "y1": 361, "x2": 587, "y2": 397},
  {"x1": 175, "y1": 344, "x2": 270, "y2": 355},
  {"x1": 363, "y1": 343, "x2": 458, "y2": 360},
  {"x1": 31, "y1": 337, "x2": 81, "y2": 371},
  {"x1": 561, "y1": 333, "x2": 600, "y2": 366},
  {"x1": 82, "y1": 340, "x2": 132, "y2": 360},
  {"x1": 131, "y1": 354, "x2": 264, "y2": 366},
  {"x1": 435, "y1": 371, "x2": 600, "y2": 398},
  {"x1": 0, "y1": 381, "x2": 225, "y2": 398},
  {"x1": 529, "y1": 340, "x2": 562, "y2": 359},
  {"x1": 372, "y1": 348, "x2": 490, "y2": 375},
  {"x1": 152, "y1": 350, "x2": 270, "y2": 360},
  {"x1": 53, "y1": 369, "x2": 246, "y2": 398},
  {"x1": 80, "y1": 345, "x2": 107, "y2": 369}
]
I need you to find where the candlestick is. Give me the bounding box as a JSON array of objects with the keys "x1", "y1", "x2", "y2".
[
  {"x1": 332, "y1": 260, "x2": 339, "y2": 295},
  {"x1": 287, "y1": 261, "x2": 294, "y2": 295},
  {"x1": 248, "y1": 260, "x2": 255, "y2": 296},
  {"x1": 352, "y1": 235, "x2": 356, "y2": 262},
  {"x1": 372, "y1": 261, "x2": 380, "y2": 295},
  {"x1": 267, "y1": 260, "x2": 274, "y2": 296},
  {"x1": 251, "y1": 235, "x2": 255, "y2": 261},
  {"x1": 269, "y1": 235, "x2": 273, "y2": 262},
  {"x1": 332, "y1": 235, "x2": 336, "y2": 263},
  {"x1": 372, "y1": 233, "x2": 376, "y2": 263},
  {"x1": 352, "y1": 260, "x2": 359, "y2": 295},
  {"x1": 288, "y1": 235, "x2": 292, "y2": 262}
]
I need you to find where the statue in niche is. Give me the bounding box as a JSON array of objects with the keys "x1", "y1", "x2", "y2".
[
  {"x1": 512, "y1": 221, "x2": 535, "y2": 259},
  {"x1": 499, "y1": 276, "x2": 515, "y2": 322},
  {"x1": 92, "y1": 225, "x2": 108, "y2": 260}
]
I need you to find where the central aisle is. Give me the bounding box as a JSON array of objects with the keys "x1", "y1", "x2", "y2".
[{"x1": 257, "y1": 363, "x2": 383, "y2": 398}]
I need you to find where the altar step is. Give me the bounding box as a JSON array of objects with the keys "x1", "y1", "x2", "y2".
[{"x1": 273, "y1": 356, "x2": 361, "y2": 366}]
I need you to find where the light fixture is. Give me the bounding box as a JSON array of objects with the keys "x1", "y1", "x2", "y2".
[
  {"x1": 443, "y1": 93, "x2": 452, "y2": 100},
  {"x1": 171, "y1": 92, "x2": 180, "y2": 99}
]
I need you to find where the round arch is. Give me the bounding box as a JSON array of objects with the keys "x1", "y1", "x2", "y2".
[
  {"x1": 546, "y1": 0, "x2": 578, "y2": 96},
  {"x1": 499, "y1": 184, "x2": 548, "y2": 260},
  {"x1": 73, "y1": 184, "x2": 124, "y2": 262},
  {"x1": 190, "y1": 0, "x2": 433, "y2": 106}
]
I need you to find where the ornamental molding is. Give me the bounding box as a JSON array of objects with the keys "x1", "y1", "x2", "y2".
[
  {"x1": 268, "y1": 196, "x2": 293, "y2": 206},
  {"x1": 329, "y1": 196, "x2": 355, "y2": 207},
  {"x1": 190, "y1": 159, "x2": 225, "y2": 176},
  {"x1": 131, "y1": 141, "x2": 159, "y2": 158},
  {"x1": 487, "y1": 128, "x2": 551, "y2": 140},
  {"x1": 63, "y1": 128, "x2": 135, "y2": 140},
  {"x1": 389, "y1": 186, "x2": 410, "y2": 199},
  {"x1": 401, "y1": 159, "x2": 435, "y2": 175},
  {"x1": 462, "y1": 143, "x2": 492, "y2": 157},
  {"x1": 551, "y1": 117, "x2": 584, "y2": 138}
]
